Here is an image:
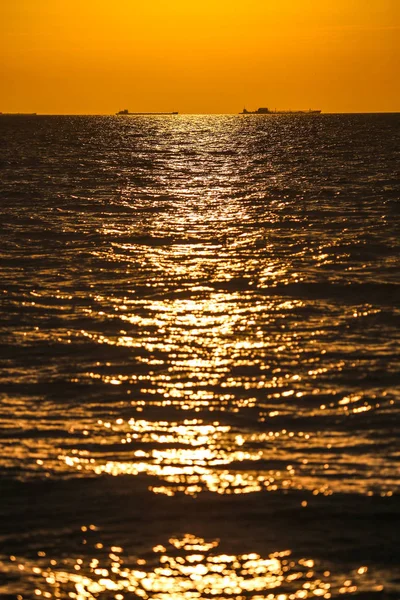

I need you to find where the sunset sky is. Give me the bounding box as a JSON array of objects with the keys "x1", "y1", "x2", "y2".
[{"x1": 1, "y1": 0, "x2": 399, "y2": 114}]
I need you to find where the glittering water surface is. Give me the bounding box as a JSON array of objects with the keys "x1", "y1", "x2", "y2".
[
  {"x1": 0, "y1": 531, "x2": 390, "y2": 600},
  {"x1": 0, "y1": 114, "x2": 399, "y2": 598}
]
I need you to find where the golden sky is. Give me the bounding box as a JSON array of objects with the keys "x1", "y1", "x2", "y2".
[{"x1": 1, "y1": 0, "x2": 399, "y2": 114}]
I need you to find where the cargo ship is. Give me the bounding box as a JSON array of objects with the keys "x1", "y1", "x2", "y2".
[
  {"x1": 116, "y1": 109, "x2": 178, "y2": 115},
  {"x1": 240, "y1": 107, "x2": 321, "y2": 115}
]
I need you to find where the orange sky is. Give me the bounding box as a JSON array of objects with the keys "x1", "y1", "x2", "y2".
[{"x1": 1, "y1": 0, "x2": 399, "y2": 114}]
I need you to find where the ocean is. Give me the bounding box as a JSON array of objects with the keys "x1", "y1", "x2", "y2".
[{"x1": 0, "y1": 113, "x2": 399, "y2": 599}]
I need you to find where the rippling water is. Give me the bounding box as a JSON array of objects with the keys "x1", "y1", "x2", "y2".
[{"x1": 0, "y1": 114, "x2": 399, "y2": 599}]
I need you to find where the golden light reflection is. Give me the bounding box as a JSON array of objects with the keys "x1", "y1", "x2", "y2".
[
  {"x1": 79, "y1": 292, "x2": 307, "y2": 417},
  {"x1": 56, "y1": 417, "x2": 399, "y2": 497},
  {"x1": 1, "y1": 532, "x2": 387, "y2": 600},
  {"x1": 75, "y1": 290, "x2": 388, "y2": 424},
  {"x1": 2, "y1": 148, "x2": 398, "y2": 502}
]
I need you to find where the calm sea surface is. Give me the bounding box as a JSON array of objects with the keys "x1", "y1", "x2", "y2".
[{"x1": 0, "y1": 114, "x2": 399, "y2": 599}]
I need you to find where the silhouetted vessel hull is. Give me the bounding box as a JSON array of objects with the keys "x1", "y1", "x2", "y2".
[
  {"x1": 241, "y1": 107, "x2": 321, "y2": 115},
  {"x1": 117, "y1": 109, "x2": 178, "y2": 115}
]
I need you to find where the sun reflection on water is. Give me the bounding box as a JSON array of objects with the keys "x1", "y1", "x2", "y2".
[
  {"x1": 1, "y1": 531, "x2": 387, "y2": 600},
  {"x1": 56, "y1": 417, "x2": 398, "y2": 497},
  {"x1": 2, "y1": 113, "x2": 400, "y2": 600}
]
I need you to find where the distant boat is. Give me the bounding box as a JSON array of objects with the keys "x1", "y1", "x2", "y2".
[
  {"x1": 116, "y1": 109, "x2": 178, "y2": 115},
  {"x1": 240, "y1": 107, "x2": 321, "y2": 115},
  {"x1": 0, "y1": 112, "x2": 37, "y2": 116}
]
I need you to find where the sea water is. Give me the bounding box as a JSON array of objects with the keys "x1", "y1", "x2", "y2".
[{"x1": 0, "y1": 114, "x2": 399, "y2": 599}]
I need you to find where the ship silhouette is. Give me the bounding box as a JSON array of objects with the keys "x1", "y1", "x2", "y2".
[
  {"x1": 116, "y1": 109, "x2": 178, "y2": 115},
  {"x1": 241, "y1": 107, "x2": 321, "y2": 115}
]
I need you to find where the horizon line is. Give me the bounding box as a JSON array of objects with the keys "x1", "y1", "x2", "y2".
[{"x1": 1, "y1": 111, "x2": 400, "y2": 117}]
